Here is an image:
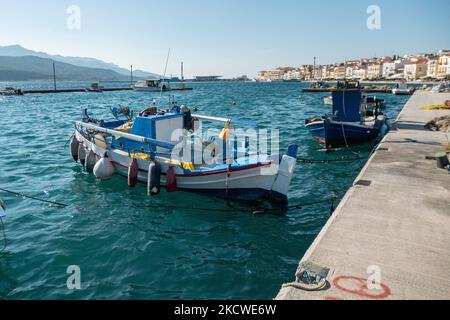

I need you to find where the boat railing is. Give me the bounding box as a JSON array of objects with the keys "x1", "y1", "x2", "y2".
[
  {"x1": 192, "y1": 114, "x2": 231, "y2": 123},
  {"x1": 75, "y1": 121, "x2": 175, "y2": 150}
]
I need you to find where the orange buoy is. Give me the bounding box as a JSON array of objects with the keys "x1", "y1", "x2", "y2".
[
  {"x1": 166, "y1": 166, "x2": 177, "y2": 192},
  {"x1": 128, "y1": 158, "x2": 139, "y2": 187}
]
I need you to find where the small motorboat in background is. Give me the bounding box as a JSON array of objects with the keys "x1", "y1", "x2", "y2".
[
  {"x1": 392, "y1": 81, "x2": 415, "y2": 95},
  {"x1": 0, "y1": 87, "x2": 24, "y2": 96},
  {"x1": 132, "y1": 79, "x2": 171, "y2": 92},
  {"x1": 85, "y1": 82, "x2": 104, "y2": 93},
  {"x1": 306, "y1": 81, "x2": 388, "y2": 148}
]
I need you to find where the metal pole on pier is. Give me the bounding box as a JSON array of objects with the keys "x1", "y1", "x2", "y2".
[
  {"x1": 130, "y1": 65, "x2": 133, "y2": 86},
  {"x1": 181, "y1": 62, "x2": 184, "y2": 81},
  {"x1": 52, "y1": 61, "x2": 57, "y2": 91},
  {"x1": 181, "y1": 62, "x2": 184, "y2": 88},
  {"x1": 313, "y1": 56, "x2": 316, "y2": 81}
]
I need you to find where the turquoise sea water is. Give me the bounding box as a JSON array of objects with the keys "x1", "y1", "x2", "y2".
[{"x1": 0, "y1": 81, "x2": 410, "y2": 299}]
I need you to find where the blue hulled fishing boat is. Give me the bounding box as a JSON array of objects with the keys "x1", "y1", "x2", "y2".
[{"x1": 305, "y1": 81, "x2": 388, "y2": 148}]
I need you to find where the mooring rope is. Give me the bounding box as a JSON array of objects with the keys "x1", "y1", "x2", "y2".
[
  {"x1": 0, "y1": 217, "x2": 6, "y2": 253},
  {"x1": 0, "y1": 188, "x2": 68, "y2": 207},
  {"x1": 297, "y1": 156, "x2": 364, "y2": 164},
  {"x1": 64, "y1": 132, "x2": 74, "y2": 148}
]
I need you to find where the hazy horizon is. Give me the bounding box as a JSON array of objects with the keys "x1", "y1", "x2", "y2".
[{"x1": 1, "y1": 0, "x2": 449, "y2": 78}]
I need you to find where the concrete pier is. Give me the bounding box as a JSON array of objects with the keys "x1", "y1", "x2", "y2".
[{"x1": 277, "y1": 92, "x2": 450, "y2": 300}]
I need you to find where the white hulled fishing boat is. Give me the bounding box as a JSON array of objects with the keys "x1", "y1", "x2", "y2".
[
  {"x1": 71, "y1": 105, "x2": 298, "y2": 204},
  {"x1": 132, "y1": 79, "x2": 171, "y2": 92}
]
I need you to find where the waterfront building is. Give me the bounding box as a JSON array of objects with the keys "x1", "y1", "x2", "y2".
[
  {"x1": 404, "y1": 60, "x2": 428, "y2": 80},
  {"x1": 427, "y1": 59, "x2": 439, "y2": 78},
  {"x1": 353, "y1": 66, "x2": 368, "y2": 80},
  {"x1": 437, "y1": 55, "x2": 450, "y2": 78},
  {"x1": 334, "y1": 64, "x2": 346, "y2": 79},
  {"x1": 283, "y1": 69, "x2": 302, "y2": 81},
  {"x1": 383, "y1": 60, "x2": 407, "y2": 78},
  {"x1": 367, "y1": 62, "x2": 383, "y2": 79},
  {"x1": 313, "y1": 67, "x2": 323, "y2": 80},
  {"x1": 256, "y1": 71, "x2": 269, "y2": 81}
]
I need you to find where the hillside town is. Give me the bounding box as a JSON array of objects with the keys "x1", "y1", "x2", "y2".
[{"x1": 256, "y1": 50, "x2": 450, "y2": 82}]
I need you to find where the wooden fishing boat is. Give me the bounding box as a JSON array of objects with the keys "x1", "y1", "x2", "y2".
[
  {"x1": 306, "y1": 81, "x2": 388, "y2": 148},
  {"x1": 71, "y1": 106, "x2": 298, "y2": 204}
]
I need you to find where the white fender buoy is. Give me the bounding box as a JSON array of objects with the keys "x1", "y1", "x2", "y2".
[
  {"x1": 147, "y1": 162, "x2": 161, "y2": 196},
  {"x1": 85, "y1": 150, "x2": 96, "y2": 174},
  {"x1": 78, "y1": 143, "x2": 86, "y2": 167},
  {"x1": 93, "y1": 154, "x2": 115, "y2": 180},
  {"x1": 70, "y1": 136, "x2": 80, "y2": 162}
]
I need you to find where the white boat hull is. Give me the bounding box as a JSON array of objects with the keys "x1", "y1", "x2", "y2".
[
  {"x1": 74, "y1": 130, "x2": 296, "y2": 203},
  {"x1": 132, "y1": 86, "x2": 164, "y2": 92}
]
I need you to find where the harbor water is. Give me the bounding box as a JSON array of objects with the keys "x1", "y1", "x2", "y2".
[{"x1": 0, "y1": 81, "x2": 410, "y2": 299}]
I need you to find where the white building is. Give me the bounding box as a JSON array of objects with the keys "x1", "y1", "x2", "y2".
[
  {"x1": 383, "y1": 60, "x2": 406, "y2": 78},
  {"x1": 404, "y1": 61, "x2": 428, "y2": 81},
  {"x1": 353, "y1": 67, "x2": 368, "y2": 80},
  {"x1": 313, "y1": 67, "x2": 323, "y2": 80},
  {"x1": 427, "y1": 59, "x2": 439, "y2": 78},
  {"x1": 437, "y1": 55, "x2": 450, "y2": 78},
  {"x1": 367, "y1": 63, "x2": 383, "y2": 79},
  {"x1": 283, "y1": 69, "x2": 302, "y2": 81},
  {"x1": 334, "y1": 65, "x2": 346, "y2": 79}
]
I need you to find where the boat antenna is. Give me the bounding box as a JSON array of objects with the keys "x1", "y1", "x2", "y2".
[{"x1": 159, "y1": 48, "x2": 171, "y2": 106}]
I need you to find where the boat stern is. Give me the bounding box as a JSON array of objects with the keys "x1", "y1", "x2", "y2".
[{"x1": 270, "y1": 144, "x2": 298, "y2": 203}]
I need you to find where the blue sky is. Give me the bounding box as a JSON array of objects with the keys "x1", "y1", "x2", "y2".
[{"x1": 0, "y1": 0, "x2": 449, "y2": 77}]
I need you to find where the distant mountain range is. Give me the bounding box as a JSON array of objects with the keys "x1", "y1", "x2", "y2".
[{"x1": 0, "y1": 44, "x2": 160, "y2": 81}]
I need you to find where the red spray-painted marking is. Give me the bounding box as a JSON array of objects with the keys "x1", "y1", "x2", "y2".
[{"x1": 332, "y1": 276, "x2": 391, "y2": 299}]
